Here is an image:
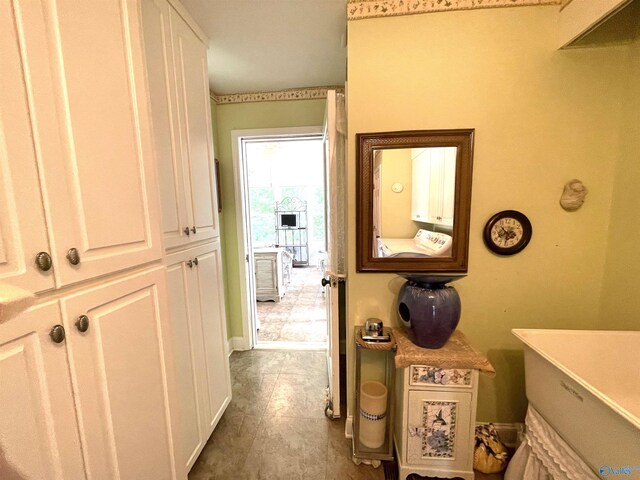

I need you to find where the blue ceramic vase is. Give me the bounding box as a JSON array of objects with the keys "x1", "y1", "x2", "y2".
[{"x1": 397, "y1": 278, "x2": 461, "y2": 349}]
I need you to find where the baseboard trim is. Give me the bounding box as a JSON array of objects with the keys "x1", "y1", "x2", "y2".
[{"x1": 227, "y1": 336, "x2": 247, "y2": 356}]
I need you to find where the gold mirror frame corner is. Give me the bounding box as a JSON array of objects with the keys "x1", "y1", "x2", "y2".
[{"x1": 356, "y1": 128, "x2": 475, "y2": 274}]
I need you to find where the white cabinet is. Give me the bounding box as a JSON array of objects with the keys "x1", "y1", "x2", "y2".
[
  {"x1": 1, "y1": 0, "x2": 163, "y2": 290},
  {"x1": 411, "y1": 148, "x2": 456, "y2": 227},
  {"x1": 395, "y1": 365, "x2": 479, "y2": 480},
  {"x1": 558, "y1": 0, "x2": 632, "y2": 48},
  {"x1": 60, "y1": 267, "x2": 178, "y2": 479},
  {"x1": 142, "y1": 0, "x2": 220, "y2": 250},
  {"x1": 0, "y1": 268, "x2": 179, "y2": 480},
  {"x1": 0, "y1": 302, "x2": 85, "y2": 480},
  {"x1": 254, "y1": 248, "x2": 291, "y2": 302},
  {"x1": 166, "y1": 242, "x2": 232, "y2": 473},
  {"x1": 0, "y1": 5, "x2": 54, "y2": 293}
]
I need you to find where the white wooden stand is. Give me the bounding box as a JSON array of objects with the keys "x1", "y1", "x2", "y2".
[{"x1": 394, "y1": 365, "x2": 479, "y2": 480}]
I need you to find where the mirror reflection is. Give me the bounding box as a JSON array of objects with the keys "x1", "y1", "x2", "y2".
[
  {"x1": 373, "y1": 147, "x2": 457, "y2": 258},
  {"x1": 356, "y1": 129, "x2": 474, "y2": 274}
]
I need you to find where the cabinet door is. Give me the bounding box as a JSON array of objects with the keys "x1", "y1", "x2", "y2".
[
  {"x1": 411, "y1": 151, "x2": 430, "y2": 222},
  {"x1": 171, "y1": 9, "x2": 220, "y2": 242},
  {"x1": 0, "y1": 302, "x2": 85, "y2": 480},
  {"x1": 61, "y1": 267, "x2": 178, "y2": 479},
  {"x1": 20, "y1": 0, "x2": 162, "y2": 287},
  {"x1": 165, "y1": 249, "x2": 208, "y2": 471},
  {"x1": 0, "y1": 2, "x2": 54, "y2": 293},
  {"x1": 406, "y1": 390, "x2": 473, "y2": 471},
  {"x1": 193, "y1": 242, "x2": 232, "y2": 434},
  {"x1": 142, "y1": 0, "x2": 190, "y2": 249}
]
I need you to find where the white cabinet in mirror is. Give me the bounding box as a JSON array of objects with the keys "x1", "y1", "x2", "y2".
[{"x1": 372, "y1": 147, "x2": 456, "y2": 259}]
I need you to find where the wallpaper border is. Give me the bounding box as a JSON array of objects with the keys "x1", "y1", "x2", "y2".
[
  {"x1": 347, "y1": 0, "x2": 560, "y2": 21},
  {"x1": 211, "y1": 86, "x2": 344, "y2": 105}
]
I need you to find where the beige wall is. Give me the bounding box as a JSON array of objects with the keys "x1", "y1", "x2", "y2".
[
  {"x1": 212, "y1": 99, "x2": 326, "y2": 338},
  {"x1": 347, "y1": 6, "x2": 634, "y2": 422},
  {"x1": 379, "y1": 149, "x2": 415, "y2": 238},
  {"x1": 599, "y1": 37, "x2": 640, "y2": 329}
]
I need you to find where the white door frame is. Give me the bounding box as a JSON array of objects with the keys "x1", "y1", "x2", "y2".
[{"x1": 231, "y1": 126, "x2": 323, "y2": 350}]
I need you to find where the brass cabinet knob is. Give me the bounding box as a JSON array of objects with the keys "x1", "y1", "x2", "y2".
[
  {"x1": 184, "y1": 227, "x2": 191, "y2": 236},
  {"x1": 50, "y1": 325, "x2": 66, "y2": 343},
  {"x1": 66, "y1": 248, "x2": 80, "y2": 266},
  {"x1": 193, "y1": 257, "x2": 199, "y2": 266},
  {"x1": 75, "y1": 315, "x2": 90, "y2": 333},
  {"x1": 191, "y1": 226, "x2": 197, "y2": 234},
  {"x1": 35, "y1": 252, "x2": 53, "y2": 271}
]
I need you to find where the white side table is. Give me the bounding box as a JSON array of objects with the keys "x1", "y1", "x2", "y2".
[{"x1": 254, "y1": 248, "x2": 286, "y2": 302}]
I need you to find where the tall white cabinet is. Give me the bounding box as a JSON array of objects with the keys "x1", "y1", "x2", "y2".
[
  {"x1": 142, "y1": 0, "x2": 232, "y2": 474},
  {"x1": 0, "y1": 1, "x2": 180, "y2": 479},
  {"x1": 1, "y1": 0, "x2": 230, "y2": 479}
]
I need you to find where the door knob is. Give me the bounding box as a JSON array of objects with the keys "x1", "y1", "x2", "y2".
[
  {"x1": 321, "y1": 278, "x2": 330, "y2": 287},
  {"x1": 187, "y1": 260, "x2": 193, "y2": 268},
  {"x1": 66, "y1": 248, "x2": 80, "y2": 266},
  {"x1": 75, "y1": 315, "x2": 90, "y2": 333},
  {"x1": 193, "y1": 257, "x2": 199, "y2": 266},
  {"x1": 191, "y1": 226, "x2": 197, "y2": 234},
  {"x1": 184, "y1": 227, "x2": 191, "y2": 236},
  {"x1": 50, "y1": 325, "x2": 66, "y2": 343},
  {"x1": 35, "y1": 252, "x2": 53, "y2": 271}
]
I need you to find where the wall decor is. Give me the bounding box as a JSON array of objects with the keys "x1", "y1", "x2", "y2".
[
  {"x1": 356, "y1": 129, "x2": 475, "y2": 274},
  {"x1": 483, "y1": 210, "x2": 532, "y2": 256},
  {"x1": 559, "y1": 179, "x2": 588, "y2": 211},
  {"x1": 215, "y1": 158, "x2": 222, "y2": 213}
]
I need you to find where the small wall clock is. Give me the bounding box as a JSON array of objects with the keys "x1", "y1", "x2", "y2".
[{"x1": 483, "y1": 210, "x2": 532, "y2": 255}]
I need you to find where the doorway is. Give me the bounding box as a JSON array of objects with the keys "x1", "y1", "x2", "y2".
[{"x1": 232, "y1": 127, "x2": 327, "y2": 351}]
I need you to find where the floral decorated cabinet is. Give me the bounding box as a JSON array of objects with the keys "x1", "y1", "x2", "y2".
[{"x1": 395, "y1": 365, "x2": 479, "y2": 480}]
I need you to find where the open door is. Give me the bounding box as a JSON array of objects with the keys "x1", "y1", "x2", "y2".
[{"x1": 323, "y1": 90, "x2": 346, "y2": 419}]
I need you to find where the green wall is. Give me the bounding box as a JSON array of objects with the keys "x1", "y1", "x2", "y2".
[
  {"x1": 211, "y1": 99, "x2": 326, "y2": 338},
  {"x1": 347, "y1": 6, "x2": 636, "y2": 423},
  {"x1": 599, "y1": 37, "x2": 640, "y2": 329}
]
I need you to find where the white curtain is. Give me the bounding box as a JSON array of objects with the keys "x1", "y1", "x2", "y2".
[{"x1": 505, "y1": 406, "x2": 598, "y2": 480}]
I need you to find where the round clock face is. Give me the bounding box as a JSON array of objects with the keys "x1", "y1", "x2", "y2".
[{"x1": 483, "y1": 210, "x2": 532, "y2": 255}]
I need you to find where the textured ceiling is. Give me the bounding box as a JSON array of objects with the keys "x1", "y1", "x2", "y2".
[{"x1": 178, "y1": 0, "x2": 348, "y2": 95}]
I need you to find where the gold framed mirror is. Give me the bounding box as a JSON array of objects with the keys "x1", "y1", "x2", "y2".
[{"x1": 356, "y1": 129, "x2": 474, "y2": 273}]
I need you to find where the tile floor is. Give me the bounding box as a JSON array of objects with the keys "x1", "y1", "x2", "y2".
[
  {"x1": 188, "y1": 350, "x2": 505, "y2": 480},
  {"x1": 256, "y1": 267, "x2": 327, "y2": 344},
  {"x1": 188, "y1": 349, "x2": 382, "y2": 480}
]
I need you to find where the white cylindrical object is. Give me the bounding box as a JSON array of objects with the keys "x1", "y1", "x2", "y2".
[{"x1": 359, "y1": 381, "x2": 387, "y2": 448}]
